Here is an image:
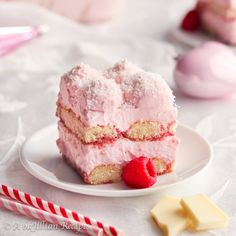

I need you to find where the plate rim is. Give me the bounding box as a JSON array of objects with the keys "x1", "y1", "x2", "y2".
[{"x1": 20, "y1": 124, "x2": 213, "y2": 197}]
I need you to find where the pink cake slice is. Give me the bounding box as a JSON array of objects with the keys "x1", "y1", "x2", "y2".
[
  {"x1": 56, "y1": 60, "x2": 179, "y2": 184},
  {"x1": 198, "y1": 0, "x2": 236, "y2": 44},
  {"x1": 57, "y1": 60, "x2": 177, "y2": 143},
  {"x1": 57, "y1": 121, "x2": 179, "y2": 184}
]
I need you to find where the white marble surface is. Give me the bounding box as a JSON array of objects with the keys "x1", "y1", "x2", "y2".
[{"x1": 0, "y1": 0, "x2": 236, "y2": 235}]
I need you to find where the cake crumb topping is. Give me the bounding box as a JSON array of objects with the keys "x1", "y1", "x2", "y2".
[
  {"x1": 60, "y1": 60, "x2": 175, "y2": 112},
  {"x1": 103, "y1": 59, "x2": 142, "y2": 84}
]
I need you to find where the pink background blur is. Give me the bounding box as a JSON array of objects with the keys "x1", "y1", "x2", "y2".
[{"x1": 0, "y1": 0, "x2": 124, "y2": 23}]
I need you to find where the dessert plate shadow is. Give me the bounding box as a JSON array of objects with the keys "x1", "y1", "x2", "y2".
[
  {"x1": 20, "y1": 124, "x2": 212, "y2": 197},
  {"x1": 172, "y1": 28, "x2": 236, "y2": 50}
]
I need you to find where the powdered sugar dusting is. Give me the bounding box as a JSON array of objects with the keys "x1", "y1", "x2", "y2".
[
  {"x1": 61, "y1": 63, "x2": 122, "y2": 112},
  {"x1": 121, "y1": 71, "x2": 175, "y2": 107},
  {"x1": 104, "y1": 59, "x2": 142, "y2": 84},
  {"x1": 82, "y1": 77, "x2": 122, "y2": 111},
  {"x1": 58, "y1": 60, "x2": 177, "y2": 129},
  {"x1": 121, "y1": 73, "x2": 146, "y2": 106},
  {"x1": 63, "y1": 63, "x2": 99, "y2": 82}
]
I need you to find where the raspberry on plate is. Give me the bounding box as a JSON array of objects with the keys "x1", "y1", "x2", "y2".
[
  {"x1": 122, "y1": 156, "x2": 157, "y2": 189},
  {"x1": 181, "y1": 9, "x2": 201, "y2": 32}
]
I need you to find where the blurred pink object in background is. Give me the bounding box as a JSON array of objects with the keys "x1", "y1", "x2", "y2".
[
  {"x1": 0, "y1": 26, "x2": 47, "y2": 56},
  {"x1": 0, "y1": 0, "x2": 124, "y2": 23}
]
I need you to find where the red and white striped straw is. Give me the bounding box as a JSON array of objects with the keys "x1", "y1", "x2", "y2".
[
  {"x1": 0, "y1": 195, "x2": 102, "y2": 236},
  {"x1": 0, "y1": 184, "x2": 124, "y2": 236}
]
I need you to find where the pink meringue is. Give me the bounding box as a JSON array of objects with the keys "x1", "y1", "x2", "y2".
[{"x1": 174, "y1": 41, "x2": 236, "y2": 99}]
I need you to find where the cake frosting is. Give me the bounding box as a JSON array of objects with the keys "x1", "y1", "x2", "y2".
[
  {"x1": 57, "y1": 121, "x2": 178, "y2": 174},
  {"x1": 56, "y1": 60, "x2": 179, "y2": 184},
  {"x1": 58, "y1": 60, "x2": 177, "y2": 130},
  {"x1": 104, "y1": 59, "x2": 142, "y2": 83}
]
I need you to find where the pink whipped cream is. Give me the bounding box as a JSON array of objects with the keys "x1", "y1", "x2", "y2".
[
  {"x1": 104, "y1": 60, "x2": 142, "y2": 83},
  {"x1": 58, "y1": 60, "x2": 177, "y2": 130},
  {"x1": 174, "y1": 41, "x2": 236, "y2": 98},
  {"x1": 57, "y1": 121, "x2": 178, "y2": 174}
]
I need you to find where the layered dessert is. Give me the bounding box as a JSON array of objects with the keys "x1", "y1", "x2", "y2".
[
  {"x1": 198, "y1": 0, "x2": 236, "y2": 44},
  {"x1": 56, "y1": 60, "x2": 179, "y2": 184}
]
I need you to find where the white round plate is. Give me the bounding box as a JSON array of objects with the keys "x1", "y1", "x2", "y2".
[
  {"x1": 172, "y1": 28, "x2": 236, "y2": 50},
  {"x1": 20, "y1": 124, "x2": 212, "y2": 197}
]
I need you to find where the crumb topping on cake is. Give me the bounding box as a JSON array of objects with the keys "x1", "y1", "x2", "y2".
[
  {"x1": 61, "y1": 64, "x2": 123, "y2": 112},
  {"x1": 104, "y1": 59, "x2": 142, "y2": 83},
  {"x1": 121, "y1": 72, "x2": 174, "y2": 107},
  {"x1": 62, "y1": 61, "x2": 175, "y2": 109},
  {"x1": 58, "y1": 60, "x2": 177, "y2": 130},
  {"x1": 63, "y1": 63, "x2": 98, "y2": 81}
]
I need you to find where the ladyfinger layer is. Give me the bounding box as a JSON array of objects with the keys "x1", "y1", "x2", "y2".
[
  {"x1": 57, "y1": 121, "x2": 179, "y2": 184},
  {"x1": 56, "y1": 104, "x2": 176, "y2": 144}
]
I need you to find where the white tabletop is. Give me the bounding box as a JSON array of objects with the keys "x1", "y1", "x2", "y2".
[{"x1": 0, "y1": 0, "x2": 236, "y2": 235}]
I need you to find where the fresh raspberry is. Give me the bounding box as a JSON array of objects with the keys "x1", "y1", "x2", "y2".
[
  {"x1": 181, "y1": 9, "x2": 201, "y2": 32},
  {"x1": 122, "y1": 156, "x2": 157, "y2": 188}
]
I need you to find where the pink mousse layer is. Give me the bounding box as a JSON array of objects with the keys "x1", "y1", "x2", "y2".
[
  {"x1": 57, "y1": 60, "x2": 177, "y2": 131},
  {"x1": 200, "y1": 7, "x2": 236, "y2": 44},
  {"x1": 57, "y1": 121, "x2": 179, "y2": 174}
]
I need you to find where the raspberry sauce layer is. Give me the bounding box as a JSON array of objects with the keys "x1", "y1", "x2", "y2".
[
  {"x1": 57, "y1": 104, "x2": 176, "y2": 144},
  {"x1": 57, "y1": 121, "x2": 179, "y2": 175}
]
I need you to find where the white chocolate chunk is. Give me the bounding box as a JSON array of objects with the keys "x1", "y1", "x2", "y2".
[
  {"x1": 150, "y1": 196, "x2": 189, "y2": 236},
  {"x1": 180, "y1": 194, "x2": 229, "y2": 231}
]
